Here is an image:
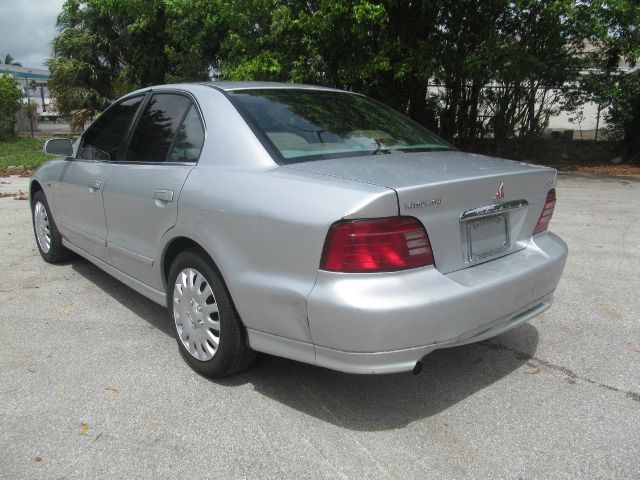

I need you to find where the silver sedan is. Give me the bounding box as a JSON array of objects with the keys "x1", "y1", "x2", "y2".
[{"x1": 31, "y1": 82, "x2": 568, "y2": 377}]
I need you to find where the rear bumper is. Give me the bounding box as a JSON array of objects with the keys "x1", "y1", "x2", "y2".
[{"x1": 306, "y1": 232, "x2": 568, "y2": 374}]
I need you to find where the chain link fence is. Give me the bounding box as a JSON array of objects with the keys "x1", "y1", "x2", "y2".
[{"x1": 546, "y1": 98, "x2": 607, "y2": 141}]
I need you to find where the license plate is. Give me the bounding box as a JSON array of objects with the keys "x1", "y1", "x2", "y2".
[{"x1": 466, "y1": 214, "x2": 509, "y2": 262}]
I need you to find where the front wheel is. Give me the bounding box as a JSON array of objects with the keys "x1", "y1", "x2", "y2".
[
  {"x1": 31, "y1": 191, "x2": 74, "y2": 263},
  {"x1": 167, "y1": 250, "x2": 256, "y2": 378}
]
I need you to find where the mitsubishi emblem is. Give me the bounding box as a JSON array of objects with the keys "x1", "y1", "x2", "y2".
[{"x1": 495, "y1": 182, "x2": 505, "y2": 200}]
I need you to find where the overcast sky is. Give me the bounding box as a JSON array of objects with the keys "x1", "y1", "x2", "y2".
[{"x1": 0, "y1": 0, "x2": 65, "y2": 70}]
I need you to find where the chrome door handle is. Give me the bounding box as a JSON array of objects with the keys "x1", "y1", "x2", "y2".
[
  {"x1": 88, "y1": 179, "x2": 103, "y2": 191},
  {"x1": 153, "y1": 189, "x2": 174, "y2": 202}
]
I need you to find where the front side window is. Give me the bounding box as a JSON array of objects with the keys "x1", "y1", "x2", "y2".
[
  {"x1": 125, "y1": 93, "x2": 196, "y2": 163},
  {"x1": 227, "y1": 89, "x2": 453, "y2": 164},
  {"x1": 80, "y1": 96, "x2": 143, "y2": 161}
]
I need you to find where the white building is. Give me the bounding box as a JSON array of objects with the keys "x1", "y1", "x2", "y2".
[{"x1": 0, "y1": 64, "x2": 55, "y2": 116}]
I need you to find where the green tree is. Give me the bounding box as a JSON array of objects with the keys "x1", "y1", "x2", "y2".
[
  {"x1": 559, "y1": 0, "x2": 640, "y2": 158},
  {"x1": 215, "y1": 0, "x2": 589, "y2": 144},
  {"x1": 48, "y1": 0, "x2": 171, "y2": 115},
  {"x1": 0, "y1": 74, "x2": 23, "y2": 139},
  {"x1": 217, "y1": 1, "x2": 440, "y2": 124},
  {"x1": 163, "y1": 0, "x2": 227, "y2": 82},
  {"x1": 596, "y1": 0, "x2": 640, "y2": 157},
  {"x1": 46, "y1": 0, "x2": 639, "y2": 157}
]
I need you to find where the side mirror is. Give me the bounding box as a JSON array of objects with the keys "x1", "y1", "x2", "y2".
[{"x1": 44, "y1": 138, "x2": 73, "y2": 157}]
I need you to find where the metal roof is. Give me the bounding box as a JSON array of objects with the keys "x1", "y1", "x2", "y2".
[{"x1": 0, "y1": 65, "x2": 49, "y2": 80}]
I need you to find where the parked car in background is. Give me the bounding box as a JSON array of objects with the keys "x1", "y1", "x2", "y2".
[{"x1": 31, "y1": 82, "x2": 568, "y2": 377}]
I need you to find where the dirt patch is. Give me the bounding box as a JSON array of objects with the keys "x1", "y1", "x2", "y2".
[
  {"x1": 557, "y1": 164, "x2": 640, "y2": 175},
  {"x1": 0, "y1": 166, "x2": 34, "y2": 178},
  {"x1": 0, "y1": 191, "x2": 29, "y2": 200}
]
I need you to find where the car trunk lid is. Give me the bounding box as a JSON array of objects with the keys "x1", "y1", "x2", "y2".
[{"x1": 287, "y1": 151, "x2": 557, "y2": 274}]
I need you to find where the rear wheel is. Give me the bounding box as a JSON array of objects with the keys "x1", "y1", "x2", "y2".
[
  {"x1": 31, "y1": 191, "x2": 74, "y2": 263},
  {"x1": 167, "y1": 250, "x2": 256, "y2": 378}
]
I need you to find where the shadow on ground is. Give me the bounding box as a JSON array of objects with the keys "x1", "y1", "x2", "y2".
[
  {"x1": 73, "y1": 258, "x2": 172, "y2": 336},
  {"x1": 72, "y1": 257, "x2": 538, "y2": 431}
]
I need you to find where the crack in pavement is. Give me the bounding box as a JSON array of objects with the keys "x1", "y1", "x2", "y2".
[{"x1": 479, "y1": 341, "x2": 640, "y2": 402}]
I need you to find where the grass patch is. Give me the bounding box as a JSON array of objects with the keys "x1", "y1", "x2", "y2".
[{"x1": 0, "y1": 137, "x2": 50, "y2": 172}]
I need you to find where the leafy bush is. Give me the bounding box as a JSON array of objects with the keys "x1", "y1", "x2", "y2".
[{"x1": 0, "y1": 74, "x2": 22, "y2": 139}]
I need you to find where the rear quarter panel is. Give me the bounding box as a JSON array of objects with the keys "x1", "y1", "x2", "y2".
[{"x1": 171, "y1": 165, "x2": 398, "y2": 343}]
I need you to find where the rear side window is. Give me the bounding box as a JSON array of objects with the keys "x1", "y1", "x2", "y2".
[
  {"x1": 125, "y1": 93, "x2": 202, "y2": 163},
  {"x1": 169, "y1": 105, "x2": 205, "y2": 163},
  {"x1": 80, "y1": 96, "x2": 143, "y2": 161}
]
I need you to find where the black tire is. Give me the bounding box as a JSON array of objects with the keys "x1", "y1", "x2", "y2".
[
  {"x1": 167, "y1": 250, "x2": 256, "y2": 378},
  {"x1": 31, "y1": 190, "x2": 74, "y2": 263}
]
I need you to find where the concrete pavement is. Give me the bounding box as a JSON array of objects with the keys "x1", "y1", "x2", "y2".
[{"x1": 0, "y1": 173, "x2": 638, "y2": 479}]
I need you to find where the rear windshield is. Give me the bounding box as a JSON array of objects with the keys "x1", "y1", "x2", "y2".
[{"x1": 227, "y1": 89, "x2": 453, "y2": 164}]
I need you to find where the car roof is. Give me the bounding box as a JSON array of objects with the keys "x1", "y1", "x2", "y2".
[
  {"x1": 127, "y1": 81, "x2": 351, "y2": 98},
  {"x1": 201, "y1": 81, "x2": 347, "y2": 93},
  {"x1": 127, "y1": 80, "x2": 352, "y2": 95}
]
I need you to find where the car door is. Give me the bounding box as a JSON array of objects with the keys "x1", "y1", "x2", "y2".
[
  {"x1": 102, "y1": 92, "x2": 205, "y2": 287},
  {"x1": 53, "y1": 95, "x2": 145, "y2": 260}
]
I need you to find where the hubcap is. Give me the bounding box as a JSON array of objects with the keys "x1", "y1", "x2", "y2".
[
  {"x1": 34, "y1": 201, "x2": 51, "y2": 254},
  {"x1": 173, "y1": 268, "x2": 220, "y2": 361}
]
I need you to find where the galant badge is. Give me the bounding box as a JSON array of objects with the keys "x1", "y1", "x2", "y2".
[{"x1": 495, "y1": 181, "x2": 505, "y2": 200}]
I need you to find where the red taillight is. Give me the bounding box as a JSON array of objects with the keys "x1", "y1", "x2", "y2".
[
  {"x1": 320, "y1": 217, "x2": 434, "y2": 273},
  {"x1": 533, "y1": 188, "x2": 556, "y2": 235}
]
